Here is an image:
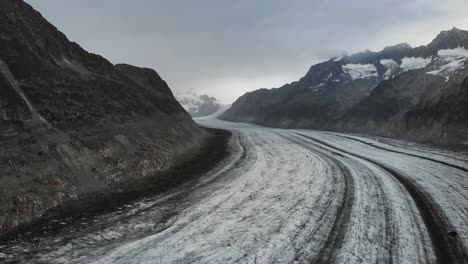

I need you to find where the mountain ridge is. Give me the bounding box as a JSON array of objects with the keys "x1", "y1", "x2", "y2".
[
  {"x1": 0, "y1": 0, "x2": 206, "y2": 232},
  {"x1": 221, "y1": 28, "x2": 468, "y2": 144}
]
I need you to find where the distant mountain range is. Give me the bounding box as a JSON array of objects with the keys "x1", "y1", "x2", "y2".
[
  {"x1": 177, "y1": 91, "x2": 222, "y2": 117},
  {"x1": 221, "y1": 28, "x2": 468, "y2": 145}
]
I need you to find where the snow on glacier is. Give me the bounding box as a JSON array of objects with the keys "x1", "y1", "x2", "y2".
[
  {"x1": 380, "y1": 59, "x2": 399, "y2": 79},
  {"x1": 5, "y1": 117, "x2": 468, "y2": 263},
  {"x1": 427, "y1": 47, "x2": 468, "y2": 80},
  {"x1": 342, "y1": 63, "x2": 378, "y2": 80},
  {"x1": 400, "y1": 57, "x2": 432, "y2": 72}
]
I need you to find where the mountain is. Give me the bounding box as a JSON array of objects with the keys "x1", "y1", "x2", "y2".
[
  {"x1": 177, "y1": 91, "x2": 222, "y2": 117},
  {"x1": 0, "y1": 0, "x2": 206, "y2": 232},
  {"x1": 221, "y1": 28, "x2": 468, "y2": 144},
  {"x1": 338, "y1": 29, "x2": 468, "y2": 143}
]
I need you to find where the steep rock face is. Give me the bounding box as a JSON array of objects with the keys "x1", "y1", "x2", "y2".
[
  {"x1": 177, "y1": 91, "x2": 222, "y2": 117},
  {"x1": 343, "y1": 72, "x2": 468, "y2": 144},
  {"x1": 0, "y1": 0, "x2": 205, "y2": 232},
  {"x1": 221, "y1": 28, "x2": 468, "y2": 144}
]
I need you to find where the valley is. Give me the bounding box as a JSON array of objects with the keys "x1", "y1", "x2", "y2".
[{"x1": 2, "y1": 116, "x2": 467, "y2": 263}]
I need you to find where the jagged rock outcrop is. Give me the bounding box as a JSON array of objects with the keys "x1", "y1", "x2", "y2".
[
  {"x1": 221, "y1": 28, "x2": 468, "y2": 144},
  {"x1": 0, "y1": 0, "x2": 205, "y2": 232}
]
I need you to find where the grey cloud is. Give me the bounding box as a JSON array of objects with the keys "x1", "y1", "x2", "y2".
[{"x1": 25, "y1": 0, "x2": 468, "y2": 102}]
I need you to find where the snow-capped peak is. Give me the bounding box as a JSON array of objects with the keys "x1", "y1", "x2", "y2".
[{"x1": 177, "y1": 91, "x2": 222, "y2": 117}]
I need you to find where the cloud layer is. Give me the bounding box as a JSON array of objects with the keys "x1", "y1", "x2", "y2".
[{"x1": 26, "y1": 0, "x2": 468, "y2": 102}]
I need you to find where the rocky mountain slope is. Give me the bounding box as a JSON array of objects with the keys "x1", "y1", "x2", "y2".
[
  {"x1": 177, "y1": 91, "x2": 222, "y2": 117},
  {"x1": 0, "y1": 0, "x2": 206, "y2": 232},
  {"x1": 221, "y1": 28, "x2": 468, "y2": 144}
]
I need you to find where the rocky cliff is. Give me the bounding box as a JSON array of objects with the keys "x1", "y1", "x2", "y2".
[{"x1": 0, "y1": 0, "x2": 205, "y2": 232}]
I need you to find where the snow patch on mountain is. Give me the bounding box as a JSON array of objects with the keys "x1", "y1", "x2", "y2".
[
  {"x1": 342, "y1": 64, "x2": 378, "y2": 80},
  {"x1": 178, "y1": 91, "x2": 203, "y2": 112},
  {"x1": 400, "y1": 57, "x2": 432, "y2": 72},
  {"x1": 177, "y1": 91, "x2": 221, "y2": 117},
  {"x1": 380, "y1": 59, "x2": 399, "y2": 79},
  {"x1": 310, "y1": 83, "x2": 325, "y2": 89},
  {"x1": 438, "y1": 47, "x2": 468, "y2": 58},
  {"x1": 333, "y1": 56, "x2": 344, "y2": 62},
  {"x1": 427, "y1": 47, "x2": 468, "y2": 80}
]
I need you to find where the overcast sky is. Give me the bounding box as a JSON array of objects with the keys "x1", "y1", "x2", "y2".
[{"x1": 25, "y1": 0, "x2": 468, "y2": 103}]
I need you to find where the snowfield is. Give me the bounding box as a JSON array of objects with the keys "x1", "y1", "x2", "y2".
[
  {"x1": 428, "y1": 47, "x2": 468, "y2": 79},
  {"x1": 400, "y1": 57, "x2": 432, "y2": 72},
  {"x1": 1, "y1": 116, "x2": 468, "y2": 263},
  {"x1": 342, "y1": 63, "x2": 378, "y2": 80}
]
